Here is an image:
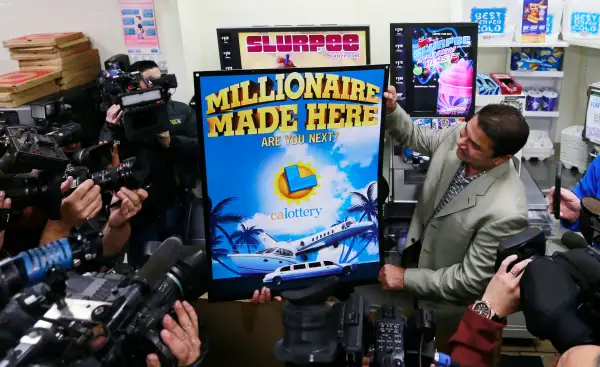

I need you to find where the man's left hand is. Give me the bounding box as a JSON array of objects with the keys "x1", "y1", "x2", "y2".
[
  {"x1": 146, "y1": 301, "x2": 201, "y2": 367},
  {"x1": 157, "y1": 131, "x2": 171, "y2": 148},
  {"x1": 379, "y1": 264, "x2": 406, "y2": 290},
  {"x1": 108, "y1": 187, "x2": 148, "y2": 229}
]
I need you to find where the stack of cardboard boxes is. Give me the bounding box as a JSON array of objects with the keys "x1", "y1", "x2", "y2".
[{"x1": 0, "y1": 32, "x2": 101, "y2": 107}]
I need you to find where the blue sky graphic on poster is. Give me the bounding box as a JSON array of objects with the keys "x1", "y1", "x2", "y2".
[{"x1": 197, "y1": 68, "x2": 384, "y2": 288}]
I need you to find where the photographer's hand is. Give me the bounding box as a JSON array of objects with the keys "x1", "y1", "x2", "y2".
[
  {"x1": 60, "y1": 178, "x2": 102, "y2": 228},
  {"x1": 106, "y1": 104, "x2": 123, "y2": 126},
  {"x1": 108, "y1": 187, "x2": 148, "y2": 229},
  {"x1": 157, "y1": 131, "x2": 171, "y2": 148},
  {"x1": 146, "y1": 301, "x2": 201, "y2": 367},
  {"x1": 482, "y1": 254, "x2": 532, "y2": 318}
]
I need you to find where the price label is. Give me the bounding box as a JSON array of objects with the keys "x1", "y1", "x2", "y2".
[
  {"x1": 571, "y1": 12, "x2": 600, "y2": 36},
  {"x1": 471, "y1": 8, "x2": 507, "y2": 34}
]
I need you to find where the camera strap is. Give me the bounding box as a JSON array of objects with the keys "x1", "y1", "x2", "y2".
[{"x1": 0, "y1": 208, "x2": 11, "y2": 231}]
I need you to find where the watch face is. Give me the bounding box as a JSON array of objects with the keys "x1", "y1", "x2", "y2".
[{"x1": 473, "y1": 302, "x2": 491, "y2": 318}]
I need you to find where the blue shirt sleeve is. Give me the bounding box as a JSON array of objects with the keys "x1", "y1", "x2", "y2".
[{"x1": 561, "y1": 155, "x2": 600, "y2": 231}]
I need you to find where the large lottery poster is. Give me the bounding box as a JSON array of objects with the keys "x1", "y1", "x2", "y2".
[{"x1": 194, "y1": 65, "x2": 388, "y2": 301}]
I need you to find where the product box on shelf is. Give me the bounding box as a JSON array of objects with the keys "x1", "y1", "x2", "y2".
[
  {"x1": 511, "y1": 47, "x2": 565, "y2": 71},
  {"x1": 477, "y1": 73, "x2": 501, "y2": 95},
  {"x1": 517, "y1": 0, "x2": 549, "y2": 43},
  {"x1": 490, "y1": 73, "x2": 523, "y2": 95}
]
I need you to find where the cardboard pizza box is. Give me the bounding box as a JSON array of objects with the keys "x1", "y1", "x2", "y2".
[
  {"x1": 10, "y1": 38, "x2": 89, "y2": 59},
  {"x1": 0, "y1": 70, "x2": 60, "y2": 93},
  {"x1": 10, "y1": 42, "x2": 89, "y2": 60},
  {"x1": 0, "y1": 81, "x2": 59, "y2": 107},
  {"x1": 11, "y1": 37, "x2": 90, "y2": 54},
  {"x1": 58, "y1": 68, "x2": 100, "y2": 85},
  {"x1": 18, "y1": 48, "x2": 99, "y2": 68},
  {"x1": 59, "y1": 77, "x2": 95, "y2": 91},
  {"x1": 3, "y1": 32, "x2": 84, "y2": 48}
]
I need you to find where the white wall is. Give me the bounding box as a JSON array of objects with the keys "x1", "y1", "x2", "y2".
[
  {"x1": 0, "y1": 0, "x2": 188, "y2": 102},
  {"x1": 176, "y1": 0, "x2": 451, "y2": 101}
]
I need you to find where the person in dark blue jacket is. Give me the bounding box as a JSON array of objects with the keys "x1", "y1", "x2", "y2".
[{"x1": 550, "y1": 155, "x2": 600, "y2": 231}]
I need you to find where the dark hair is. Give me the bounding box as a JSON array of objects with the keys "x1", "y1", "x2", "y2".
[
  {"x1": 128, "y1": 60, "x2": 159, "y2": 74},
  {"x1": 476, "y1": 104, "x2": 530, "y2": 157}
]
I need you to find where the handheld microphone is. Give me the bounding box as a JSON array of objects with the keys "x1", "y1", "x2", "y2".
[{"x1": 0, "y1": 233, "x2": 103, "y2": 310}]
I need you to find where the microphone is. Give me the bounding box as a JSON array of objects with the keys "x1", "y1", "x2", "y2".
[
  {"x1": 561, "y1": 231, "x2": 590, "y2": 250},
  {"x1": 104, "y1": 237, "x2": 184, "y2": 330},
  {"x1": 0, "y1": 233, "x2": 103, "y2": 310}
]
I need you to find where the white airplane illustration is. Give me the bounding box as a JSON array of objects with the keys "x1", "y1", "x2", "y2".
[{"x1": 227, "y1": 218, "x2": 375, "y2": 276}]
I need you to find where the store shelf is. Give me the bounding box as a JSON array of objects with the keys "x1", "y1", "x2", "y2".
[
  {"x1": 476, "y1": 93, "x2": 526, "y2": 107},
  {"x1": 509, "y1": 70, "x2": 564, "y2": 78},
  {"x1": 523, "y1": 111, "x2": 560, "y2": 118},
  {"x1": 479, "y1": 40, "x2": 569, "y2": 48},
  {"x1": 563, "y1": 38, "x2": 600, "y2": 50}
]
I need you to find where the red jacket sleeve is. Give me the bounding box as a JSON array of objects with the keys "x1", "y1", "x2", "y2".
[{"x1": 447, "y1": 307, "x2": 506, "y2": 367}]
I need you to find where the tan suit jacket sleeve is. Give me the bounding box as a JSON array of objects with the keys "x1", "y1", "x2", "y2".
[
  {"x1": 384, "y1": 105, "x2": 456, "y2": 157},
  {"x1": 403, "y1": 214, "x2": 529, "y2": 301}
]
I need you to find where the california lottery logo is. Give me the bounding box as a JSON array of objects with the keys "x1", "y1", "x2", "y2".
[{"x1": 274, "y1": 161, "x2": 320, "y2": 204}]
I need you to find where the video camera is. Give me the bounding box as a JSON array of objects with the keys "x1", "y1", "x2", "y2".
[
  {"x1": 98, "y1": 55, "x2": 177, "y2": 141},
  {"x1": 275, "y1": 277, "x2": 458, "y2": 367},
  {"x1": 494, "y1": 197, "x2": 600, "y2": 353},
  {"x1": 30, "y1": 97, "x2": 84, "y2": 148},
  {"x1": 0, "y1": 237, "x2": 210, "y2": 367}
]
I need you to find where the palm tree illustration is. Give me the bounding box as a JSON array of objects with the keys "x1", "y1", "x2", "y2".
[
  {"x1": 232, "y1": 223, "x2": 264, "y2": 253},
  {"x1": 210, "y1": 197, "x2": 245, "y2": 250},
  {"x1": 346, "y1": 229, "x2": 379, "y2": 263},
  {"x1": 210, "y1": 233, "x2": 241, "y2": 276},
  {"x1": 340, "y1": 182, "x2": 378, "y2": 262},
  {"x1": 347, "y1": 182, "x2": 378, "y2": 222}
]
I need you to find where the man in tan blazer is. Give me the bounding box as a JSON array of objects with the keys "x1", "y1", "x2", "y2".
[{"x1": 379, "y1": 86, "x2": 530, "y2": 305}]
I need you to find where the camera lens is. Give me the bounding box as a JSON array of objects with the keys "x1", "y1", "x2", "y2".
[{"x1": 89, "y1": 157, "x2": 140, "y2": 191}]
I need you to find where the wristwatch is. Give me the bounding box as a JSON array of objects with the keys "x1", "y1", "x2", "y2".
[{"x1": 471, "y1": 300, "x2": 505, "y2": 322}]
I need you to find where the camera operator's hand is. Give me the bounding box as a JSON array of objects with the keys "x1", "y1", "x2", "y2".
[
  {"x1": 146, "y1": 301, "x2": 201, "y2": 367},
  {"x1": 250, "y1": 287, "x2": 282, "y2": 304},
  {"x1": 156, "y1": 131, "x2": 171, "y2": 148},
  {"x1": 108, "y1": 187, "x2": 148, "y2": 229},
  {"x1": 481, "y1": 254, "x2": 532, "y2": 318},
  {"x1": 60, "y1": 177, "x2": 102, "y2": 227},
  {"x1": 383, "y1": 85, "x2": 399, "y2": 115},
  {"x1": 549, "y1": 186, "x2": 581, "y2": 222},
  {"x1": 0, "y1": 191, "x2": 12, "y2": 249},
  {"x1": 106, "y1": 104, "x2": 123, "y2": 126}
]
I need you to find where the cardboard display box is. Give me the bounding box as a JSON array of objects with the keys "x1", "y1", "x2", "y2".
[{"x1": 0, "y1": 70, "x2": 60, "y2": 93}]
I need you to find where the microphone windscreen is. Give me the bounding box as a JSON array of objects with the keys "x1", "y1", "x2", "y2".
[
  {"x1": 561, "y1": 231, "x2": 589, "y2": 250},
  {"x1": 136, "y1": 237, "x2": 184, "y2": 287}
]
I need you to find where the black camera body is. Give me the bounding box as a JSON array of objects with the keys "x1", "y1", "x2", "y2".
[
  {"x1": 275, "y1": 277, "x2": 444, "y2": 367},
  {"x1": 98, "y1": 67, "x2": 177, "y2": 141},
  {"x1": 0, "y1": 126, "x2": 69, "y2": 174}
]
